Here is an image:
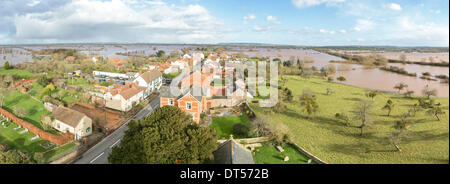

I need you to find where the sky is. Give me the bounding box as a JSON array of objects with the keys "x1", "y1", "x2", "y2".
[{"x1": 0, "y1": 0, "x2": 448, "y2": 46}]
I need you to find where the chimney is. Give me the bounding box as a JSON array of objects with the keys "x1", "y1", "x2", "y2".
[{"x1": 138, "y1": 70, "x2": 143, "y2": 75}]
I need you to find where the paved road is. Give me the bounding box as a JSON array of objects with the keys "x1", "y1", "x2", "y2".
[{"x1": 72, "y1": 97, "x2": 160, "y2": 164}]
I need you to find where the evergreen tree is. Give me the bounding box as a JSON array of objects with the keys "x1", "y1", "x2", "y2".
[
  {"x1": 108, "y1": 106, "x2": 217, "y2": 164},
  {"x1": 3, "y1": 61, "x2": 10, "y2": 70}
]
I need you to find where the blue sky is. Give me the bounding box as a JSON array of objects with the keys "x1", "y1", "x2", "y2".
[{"x1": 0, "y1": 0, "x2": 448, "y2": 46}]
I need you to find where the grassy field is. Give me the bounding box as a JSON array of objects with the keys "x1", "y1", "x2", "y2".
[
  {"x1": 0, "y1": 121, "x2": 53, "y2": 153},
  {"x1": 1, "y1": 121, "x2": 77, "y2": 163},
  {"x1": 3, "y1": 91, "x2": 50, "y2": 129},
  {"x1": 250, "y1": 76, "x2": 449, "y2": 164},
  {"x1": 254, "y1": 143, "x2": 315, "y2": 164},
  {"x1": 0, "y1": 68, "x2": 34, "y2": 79},
  {"x1": 42, "y1": 142, "x2": 77, "y2": 162},
  {"x1": 210, "y1": 114, "x2": 250, "y2": 139},
  {"x1": 27, "y1": 83, "x2": 81, "y2": 104}
]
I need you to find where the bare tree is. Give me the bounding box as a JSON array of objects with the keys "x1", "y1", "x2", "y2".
[
  {"x1": 422, "y1": 86, "x2": 437, "y2": 99},
  {"x1": 389, "y1": 113, "x2": 412, "y2": 152},
  {"x1": 354, "y1": 99, "x2": 374, "y2": 136}
]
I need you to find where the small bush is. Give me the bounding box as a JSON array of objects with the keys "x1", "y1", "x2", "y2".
[
  {"x1": 337, "y1": 76, "x2": 346, "y2": 81},
  {"x1": 232, "y1": 123, "x2": 249, "y2": 137},
  {"x1": 0, "y1": 143, "x2": 10, "y2": 152}
]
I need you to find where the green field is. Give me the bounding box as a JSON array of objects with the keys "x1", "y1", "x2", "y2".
[
  {"x1": 0, "y1": 121, "x2": 53, "y2": 153},
  {"x1": 0, "y1": 121, "x2": 77, "y2": 163},
  {"x1": 254, "y1": 143, "x2": 315, "y2": 164},
  {"x1": 42, "y1": 142, "x2": 77, "y2": 162},
  {"x1": 250, "y1": 76, "x2": 449, "y2": 164},
  {"x1": 0, "y1": 68, "x2": 34, "y2": 79},
  {"x1": 3, "y1": 91, "x2": 50, "y2": 129},
  {"x1": 27, "y1": 83, "x2": 81, "y2": 104},
  {"x1": 210, "y1": 115, "x2": 250, "y2": 139}
]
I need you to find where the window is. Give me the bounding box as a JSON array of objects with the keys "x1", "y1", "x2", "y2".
[
  {"x1": 168, "y1": 99, "x2": 174, "y2": 105},
  {"x1": 86, "y1": 127, "x2": 91, "y2": 133},
  {"x1": 186, "y1": 102, "x2": 192, "y2": 110}
]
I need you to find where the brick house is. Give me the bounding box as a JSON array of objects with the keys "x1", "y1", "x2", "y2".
[{"x1": 160, "y1": 86, "x2": 207, "y2": 123}]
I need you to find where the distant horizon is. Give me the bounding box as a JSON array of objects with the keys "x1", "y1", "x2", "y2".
[{"x1": 0, "y1": 42, "x2": 449, "y2": 49}]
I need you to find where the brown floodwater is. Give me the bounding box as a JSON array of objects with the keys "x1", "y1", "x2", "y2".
[
  {"x1": 1, "y1": 45, "x2": 448, "y2": 97},
  {"x1": 246, "y1": 48, "x2": 450, "y2": 97},
  {"x1": 307, "y1": 52, "x2": 449, "y2": 97}
]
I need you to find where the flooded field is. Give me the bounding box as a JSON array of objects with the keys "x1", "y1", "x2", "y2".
[
  {"x1": 1, "y1": 45, "x2": 448, "y2": 97},
  {"x1": 339, "y1": 50, "x2": 449, "y2": 63},
  {"x1": 0, "y1": 44, "x2": 192, "y2": 65},
  {"x1": 230, "y1": 47, "x2": 449, "y2": 97}
]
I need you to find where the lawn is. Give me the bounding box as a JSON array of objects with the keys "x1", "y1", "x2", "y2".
[
  {"x1": 250, "y1": 75, "x2": 449, "y2": 164},
  {"x1": 163, "y1": 70, "x2": 182, "y2": 79},
  {"x1": 210, "y1": 114, "x2": 251, "y2": 139},
  {"x1": 66, "y1": 78, "x2": 92, "y2": 86},
  {"x1": 28, "y1": 83, "x2": 81, "y2": 104},
  {"x1": 42, "y1": 142, "x2": 77, "y2": 162},
  {"x1": 0, "y1": 121, "x2": 53, "y2": 154},
  {"x1": 0, "y1": 121, "x2": 77, "y2": 163},
  {"x1": 0, "y1": 68, "x2": 34, "y2": 79},
  {"x1": 253, "y1": 143, "x2": 315, "y2": 164},
  {"x1": 2, "y1": 91, "x2": 50, "y2": 129}
]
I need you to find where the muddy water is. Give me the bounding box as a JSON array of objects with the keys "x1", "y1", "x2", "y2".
[
  {"x1": 332, "y1": 67, "x2": 449, "y2": 97},
  {"x1": 352, "y1": 51, "x2": 449, "y2": 63},
  {"x1": 245, "y1": 48, "x2": 449, "y2": 97},
  {"x1": 387, "y1": 63, "x2": 449, "y2": 77},
  {"x1": 305, "y1": 51, "x2": 449, "y2": 97},
  {"x1": 1, "y1": 45, "x2": 448, "y2": 97}
]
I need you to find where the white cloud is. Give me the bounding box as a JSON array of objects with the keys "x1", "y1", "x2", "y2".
[
  {"x1": 13, "y1": 0, "x2": 227, "y2": 43},
  {"x1": 383, "y1": 3, "x2": 402, "y2": 11},
  {"x1": 243, "y1": 14, "x2": 256, "y2": 20},
  {"x1": 27, "y1": 0, "x2": 41, "y2": 7},
  {"x1": 353, "y1": 19, "x2": 374, "y2": 32},
  {"x1": 319, "y1": 29, "x2": 336, "y2": 34},
  {"x1": 253, "y1": 25, "x2": 273, "y2": 32},
  {"x1": 388, "y1": 16, "x2": 449, "y2": 46},
  {"x1": 291, "y1": 0, "x2": 345, "y2": 8},
  {"x1": 266, "y1": 15, "x2": 281, "y2": 24},
  {"x1": 339, "y1": 29, "x2": 347, "y2": 34}
]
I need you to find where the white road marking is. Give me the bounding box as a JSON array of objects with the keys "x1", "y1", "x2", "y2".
[
  {"x1": 90, "y1": 152, "x2": 105, "y2": 163},
  {"x1": 110, "y1": 139, "x2": 121, "y2": 149}
]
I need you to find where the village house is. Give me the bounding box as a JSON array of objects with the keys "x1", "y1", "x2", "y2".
[
  {"x1": 220, "y1": 53, "x2": 229, "y2": 60},
  {"x1": 65, "y1": 56, "x2": 76, "y2": 62},
  {"x1": 147, "y1": 62, "x2": 170, "y2": 72},
  {"x1": 108, "y1": 57, "x2": 127, "y2": 69},
  {"x1": 102, "y1": 82, "x2": 146, "y2": 112},
  {"x1": 160, "y1": 86, "x2": 208, "y2": 123},
  {"x1": 133, "y1": 70, "x2": 163, "y2": 97},
  {"x1": 48, "y1": 106, "x2": 92, "y2": 140}
]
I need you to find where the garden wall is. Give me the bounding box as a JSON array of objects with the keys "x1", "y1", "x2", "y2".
[
  {"x1": 290, "y1": 143, "x2": 327, "y2": 164},
  {"x1": 0, "y1": 107, "x2": 73, "y2": 145}
]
